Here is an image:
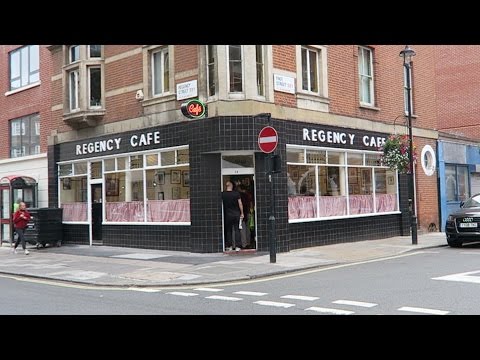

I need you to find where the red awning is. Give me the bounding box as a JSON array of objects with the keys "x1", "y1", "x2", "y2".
[{"x1": 0, "y1": 175, "x2": 37, "y2": 186}]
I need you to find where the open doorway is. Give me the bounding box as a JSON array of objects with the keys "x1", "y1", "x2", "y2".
[
  {"x1": 91, "y1": 184, "x2": 103, "y2": 245},
  {"x1": 222, "y1": 174, "x2": 256, "y2": 251}
]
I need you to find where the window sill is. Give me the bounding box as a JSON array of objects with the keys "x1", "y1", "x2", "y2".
[
  {"x1": 142, "y1": 93, "x2": 176, "y2": 107},
  {"x1": 4, "y1": 81, "x2": 41, "y2": 96},
  {"x1": 63, "y1": 109, "x2": 106, "y2": 127},
  {"x1": 359, "y1": 104, "x2": 381, "y2": 111},
  {"x1": 296, "y1": 92, "x2": 329, "y2": 112},
  {"x1": 296, "y1": 92, "x2": 329, "y2": 103}
]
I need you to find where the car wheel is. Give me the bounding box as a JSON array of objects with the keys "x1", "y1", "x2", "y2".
[{"x1": 447, "y1": 238, "x2": 463, "y2": 248}]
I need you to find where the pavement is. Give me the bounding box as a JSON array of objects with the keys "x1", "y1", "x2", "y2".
[{"x1": 0, "y1": 232, "x2": 448, "y2": 288}]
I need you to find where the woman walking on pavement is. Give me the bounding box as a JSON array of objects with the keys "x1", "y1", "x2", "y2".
[{"x1": 12, "y1": 202, "x2": 31, "y2": 255}]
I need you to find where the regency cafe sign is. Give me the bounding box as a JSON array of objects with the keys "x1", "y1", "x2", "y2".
[
  {"x1": 75, "y1": 130, "x2": 161, "y2": 156},
  {"x1": 73, "y1": 127, "x2": 387, "y2": 157},
  {"x1": 302, "y1": 128, "x2": 386, "y2": 149}
]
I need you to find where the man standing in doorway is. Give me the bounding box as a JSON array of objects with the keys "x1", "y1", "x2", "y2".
[{"x1": 222, "y1": 181, "x2": 244, "y2": 251}]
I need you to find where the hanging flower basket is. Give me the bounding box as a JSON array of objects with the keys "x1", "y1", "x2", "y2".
[{"x1": 380, "y1": 134, "x2": 417, "y2": 174}]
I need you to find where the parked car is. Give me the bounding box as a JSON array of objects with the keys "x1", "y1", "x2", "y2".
[{"x1": 446, "y1": 193, "x2": 480, "y2": 247}]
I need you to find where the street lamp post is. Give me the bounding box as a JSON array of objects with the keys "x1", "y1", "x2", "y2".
[{"x1": 400, "y1": 45, "x2": 418, "y2": 245}]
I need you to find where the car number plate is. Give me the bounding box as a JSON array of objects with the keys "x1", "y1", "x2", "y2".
[{"x1": 460, "y1": 222, "x2": 478, "y2": 228}]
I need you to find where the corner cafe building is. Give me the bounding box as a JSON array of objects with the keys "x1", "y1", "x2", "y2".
[{"x1": 50, "y1": 116, "x2": 410, "y2": 253}]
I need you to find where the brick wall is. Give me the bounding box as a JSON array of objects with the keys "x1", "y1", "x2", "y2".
[
  {"x1": 414, "y1": 137, "x2": 439, "y2": 232},
  {"x1": 436, "y1": 45, "x2": 480, "y2": 139},
  {"x1": 0, "y1": 45, "x2": 52, "y2": 159},
  {"x1": 329, "y1": 45, "x2": 437, "y2": 132},
  {"x1": 175, "y1": 45, "x2": 198, "y2": 74},
  {"x1": 272, "y1": 45, "x2": 296, "y2": 72},
  {"x1": 103, "y1": 51, "x2": 143, "y2": 123},
  {"x1": 104, "y1": 45, "x2": 139, "y2": 57}
]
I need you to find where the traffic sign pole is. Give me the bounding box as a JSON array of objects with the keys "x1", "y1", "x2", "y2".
[
  {"x1": 268, "y1": 154, "x2": 277, "y2": 263},
  {"x1": 258, "y1": 123, "x2": 278, "y2": 263}
]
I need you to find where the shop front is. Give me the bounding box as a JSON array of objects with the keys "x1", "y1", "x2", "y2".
[
  {"x1": 49, "y1": 116, "x2": 409, "y2": 253},
  {"x1": 0, "y1": 175, "x2": 38, "y2": 245}
]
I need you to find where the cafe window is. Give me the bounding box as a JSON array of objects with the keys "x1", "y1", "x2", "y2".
[
  {"x1": 287, "y1": 146, "x2": 398, "y2": 221},
  {"x1": 58, "y1": 161, "x2": 88, "y2": 222},
  {"x1": 58, "y1": 146, "x2": 190, "y2": 224}
]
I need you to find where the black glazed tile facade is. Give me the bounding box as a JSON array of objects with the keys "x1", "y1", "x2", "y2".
[
  {"x1": 102, "y1": 225, "x2": 190, "y2": 250},
  {"x1": 63, "y1": 224, "x2": 89, "y2": 245},
  {"x1": 52, "y1": 116, "x2": 407, "y2": 253}
]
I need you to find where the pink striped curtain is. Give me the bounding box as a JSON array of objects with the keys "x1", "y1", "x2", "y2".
[
  {"x1": 288, "y1": 194, "x2": 396, "y2": 220},
  {"x1": 62, "y1": 202, "x2": 87, "y2": 222},
  {"x1": 147, "y1": 199, "x2": 190, "y2": 222},
  {"x1": 349, "y1": 195, "x2": 374, "y2": 214},
  {"x1": 105, "y1": 201, "x2": 145, "y2": 222},
  {"x1": 376, "y1": 193, "x2": 397, "y2": 213},
  {"x1": 288, "y1": 196, "x2": 317, "y2": 219},
  {"x1": 319, "y1": 196, "x2": 347, "y2": 217}
]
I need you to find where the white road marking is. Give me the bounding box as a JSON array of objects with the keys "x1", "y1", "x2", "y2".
[
  {"x1": 254, "y1": 301, "x2": 295, "y2": 308},
  {"x1": 234, "y1": 291, "x2": 267, "y2": 296},
  {"x1": 398, "y1": 306, "x2": 449, "y2": 315},
  {"x1": 459, "y1": 252, "x2": 480, "y2": 255},
  {"x1": 205, "y1": 295, "x2": 242, "y2": 301},
  {"x1": 194, "y1": 287, "x2": 223, "y2": 292},
  {"x1": 332, "y1": 300, "x2": 377, "y2": 308},
  {"x1": 128, "y1": 287, "x2": 161, "y2": 292},
  {"x1": 167, "y1": 291, "x2": 198, "y2": 297},
  {"x1": 111, "y1": 253, "x2": 170, "y2": 259},
  {"x1": 281, "y1": 295, "x2": 319, "y2": 301},
  {"x1": 433, "y1": 270, "x2": 480, "y2": 284},
  {"x1": 305, "y1": 307, "x2": 354, "y2": 315}
]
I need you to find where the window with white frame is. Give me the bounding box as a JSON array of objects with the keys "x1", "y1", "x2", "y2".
[
  {"x1": 404, "y1": 64, "x2": 414, "y2": 114},
  {"x1": 206, "y1": 45, "x2": 216, "y2": 97},
  {"x1": 228, "y1": 45, "x2": 243, "y2": 93},
  {"x1": 58, "y1": 162, "x2": 88, "y2": 222},
  {"x1": 152, "y1": 47, "x2": 170, "y2": 96},
  {"x1": 358, "y1": 46, "x2": 374, "y2": 106},
  {"x1": 63, "y1": 45, "x2": 104, "y2": 115},
  {"x1": 59, "y1": 146, "x2": 190, "y2": 224},
  {"x1": 9, "y1": 45, "x2": 40, "y2": 90},
  {"x1": 70, "y1": 45, "x2": 80, "y2": 63},
  {"x1": 286, "y1": 146, "x2": 398, "y2": 221},
  {"x1": 255, "y1": 45, "x2": 265, "y2": 96},
  {"x1": 10, "y1": 113, "x2": 40, "y2": 158},
  {"x1": 69, "y1": 70, "x2": 79, "y2": 111},
  {"x1": 301, "y1": 46, "x2": 319, "y2": 93}
]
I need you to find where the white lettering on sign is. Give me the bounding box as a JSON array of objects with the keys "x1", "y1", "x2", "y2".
[
  {"x1": 75, "y1": 131, "x2": 161, "y2": 156},
  {"x1": 273, "y1": 74, "x2": 295, "y2": 94},
  {"x1": 176, "y1": 80, "x2": 198, "y2": 101},
  {"x1": 362, "y1": 135, "x2": 386, "y2": 148},
  {"x1": 76, "y1": 138, "x2": 122, "y2": 155},
  {"x1": 130, "y1": 131, "x2": 161, "y2": 148},
  {"x1": 302, "y1": 128, "x2": 385, "y2": 148}
]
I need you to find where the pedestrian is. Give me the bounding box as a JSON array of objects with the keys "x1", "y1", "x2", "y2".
[
  {"x1": 222, "y1": 181, "x2": 244, "y2": 251},
  {"x1": 12, "y1": 202, "x2": 31, "y2": 255},
  {"x1": 12, "y1": 198, "x2": 22, "y2": 246},
  {"x1": 237, "y1": 184, "x2": 252, "y2": 248}
]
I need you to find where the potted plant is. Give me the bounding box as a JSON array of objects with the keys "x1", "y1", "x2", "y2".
[{"x1": 380, "y1": 134, "x2": 417, "y2": 174}]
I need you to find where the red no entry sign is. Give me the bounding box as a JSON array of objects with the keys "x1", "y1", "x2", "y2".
[{"x1": 258, "y1": 126, "x2": 278, "y2": 153}]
